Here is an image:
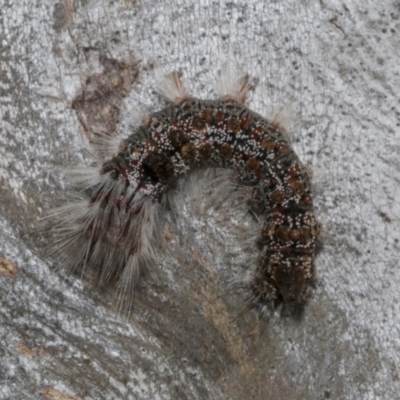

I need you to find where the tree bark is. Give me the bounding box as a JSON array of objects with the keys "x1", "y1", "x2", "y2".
[{"x1": 1, "y1": 1, "x2": 399, "y2": 399}]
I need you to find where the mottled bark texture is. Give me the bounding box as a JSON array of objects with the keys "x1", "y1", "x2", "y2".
[{"x1": 1, "y1": 1, "x2": 399, "y2": 399}]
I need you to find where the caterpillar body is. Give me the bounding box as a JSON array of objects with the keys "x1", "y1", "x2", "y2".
[{"x1": 54, "y1": 72, "x2": 321, "y2": 314}]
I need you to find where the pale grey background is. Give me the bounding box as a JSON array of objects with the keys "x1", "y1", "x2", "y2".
[{"x1": 1, "y1": 1, "x2": 399, "y2": 399}]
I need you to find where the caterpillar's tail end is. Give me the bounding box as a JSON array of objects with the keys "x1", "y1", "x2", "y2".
[{"x1": 248, "y1": 262, "x2": 313, "y2": 318}]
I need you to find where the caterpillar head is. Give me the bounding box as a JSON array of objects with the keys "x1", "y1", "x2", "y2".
[
  {"x1": 250, "y1": 253, "x2": 315, "y2": 315},
  {"x1": 271, "y1": 256, "x2": 314, "y2": 303}
]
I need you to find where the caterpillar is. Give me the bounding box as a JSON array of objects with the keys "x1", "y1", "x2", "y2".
[{"x1": 53, "y1": 71, "x2": 321, "y2": 315}]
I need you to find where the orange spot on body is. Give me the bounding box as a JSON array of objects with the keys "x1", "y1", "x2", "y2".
[
  {"x1": 198, "y1": 141, "x2": 213, "y2": 158},
  {"x1": 246, "y1": 157, "x2": 260, "y2": 172},
  {"x1": 261, "y1": 138, "x2": 276, "y2": 152},
  {"x1": 202, "y1": 108, "x2": 211, "y2": 122},
  {"x1": 240, "y1": 116, "x2": 251, "y2": 129},
  {"x1": 215, "y1": 109, "x2": 225, "y2": 122},
  {"x1": 226, "y1": 116, "x2": 241, "y2": 133},
  {"x1": 181, "y1": 143, "x2": 197, "y2": 161},
  {"x1": 192, "y1": 115, "x2": 207, "y2": 131},
  {"x1": 220, "y1": 143, "x2": 234, "y2": 158},
  {"x1": 270, "y1": 189, "x2": 285, "y2": 204}
]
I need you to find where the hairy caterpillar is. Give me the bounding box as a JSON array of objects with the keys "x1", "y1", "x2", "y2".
[{"x1": 53, "y1": 71, "x2": 321, "y2": 315}]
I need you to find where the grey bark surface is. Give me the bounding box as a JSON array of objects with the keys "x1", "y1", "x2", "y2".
[{"x1": 1, "y1": 1, "x2": 399, "y2": 399}]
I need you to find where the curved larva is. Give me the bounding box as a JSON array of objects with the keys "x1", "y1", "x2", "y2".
[{"x1": 55, "y1": 72, "x2": 321, "y2": 313}]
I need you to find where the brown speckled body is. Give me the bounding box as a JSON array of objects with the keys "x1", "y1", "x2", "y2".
[{"x1": 100, "y1": 97, "x2": 321, "y2": 310}]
